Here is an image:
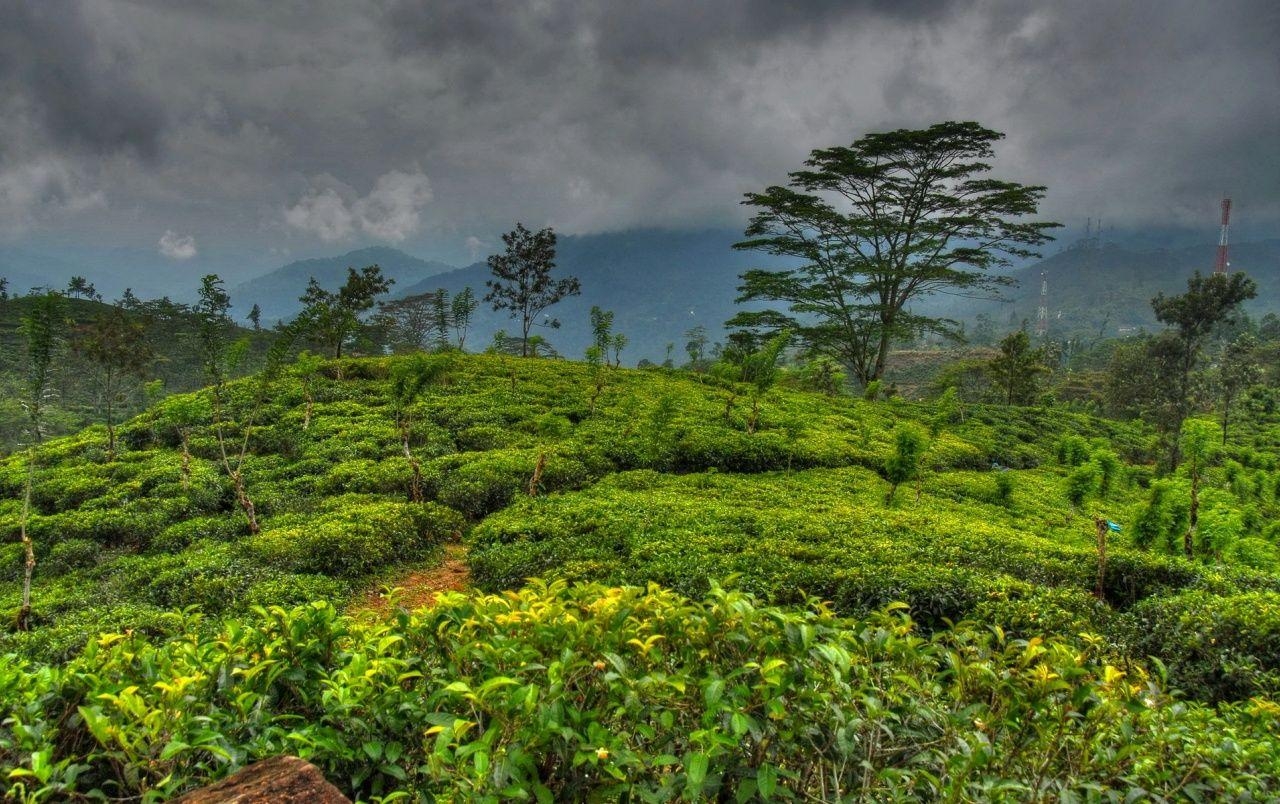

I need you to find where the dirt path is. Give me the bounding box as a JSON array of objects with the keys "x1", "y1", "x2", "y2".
[{"x1": 356, "y1": 543, "x2": 471, "y2": 615}]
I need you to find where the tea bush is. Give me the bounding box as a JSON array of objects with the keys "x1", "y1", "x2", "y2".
[
  {"x1": 248, "y1": 500, "x2": 464, "y2": 578},
  {"x1": 2, "y1": 351, "x2": 1278, "y2": 724},
  {"x1": 3, "y1": 583, "x2": 1279, "y2": 802}
]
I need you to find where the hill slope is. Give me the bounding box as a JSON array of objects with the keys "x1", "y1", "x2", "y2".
[
  {"x1": 396, "y1": 228, "x2": 768, "y2": 361},
  {"x1": 973, "y1": 239, "x2": 1280, "y2": 337},
  {"x1": 231, "y1": 246, "x2": 455, "y2": 323},
  {"x1": 4, "y1": 353, "x2": 1280, "y2": 797}
]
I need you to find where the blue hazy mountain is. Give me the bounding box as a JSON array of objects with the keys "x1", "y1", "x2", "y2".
[
  {"x1": 231, "y1": 246, "x2": 456, "y2": 323},
  {"x1": 394, "y1": 228, "x2": 768, "y2": 361}
]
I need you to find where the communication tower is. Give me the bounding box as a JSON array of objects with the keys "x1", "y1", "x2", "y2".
[{"x1": 1214, "y1": 197, "x2": 1232, "y2": 274}]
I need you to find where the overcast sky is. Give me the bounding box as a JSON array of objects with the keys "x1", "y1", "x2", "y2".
[{"x1": 2, "y1": 0, "x2": 1278, "y2": 280}]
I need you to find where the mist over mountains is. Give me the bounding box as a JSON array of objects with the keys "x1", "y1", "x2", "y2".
[
  {"x1": 229, "y1": 228, "x2": 1280, "y2": 361},
  {"x1": 6, "y1": 228, "x2": 1279, "y2": 363},
  {"x1": 230, "y1": 229, "x2": 768, "y2": 361},
  {"x1": 983, "y1": 239, "x2": 1280, "y2": 338}
]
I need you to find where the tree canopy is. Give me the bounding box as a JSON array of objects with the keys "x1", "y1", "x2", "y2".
[
  {"x1": 729, "y1": 121, "x2": 1058, "y2": 387},
  {"x1": 485, "y1": 223, "x2": 581, "y2": 357},
  {"x1": 299, "y1": 265, "x2": 394, "y2": 358}
]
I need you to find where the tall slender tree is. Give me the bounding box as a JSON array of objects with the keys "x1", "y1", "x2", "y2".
[
  {"x1": 15, "y1": 290, "x2": 66, "y2": 630},
  {"x1": 450, "y1": 287, "x2": 478, "y2": 350},
  {"x1": 299, "y1": 265, "x2": 394, "y2": 358},
  {"x1": 1216, "y1": 333, "x2": 1261, "y2": 445},
  {"x1": 485, "y1": 223, "x2": 580, "y2": 357},
  {"x1": 72, "y1": 308, "x2": 153, "y2": 459},
  {"x1": 987, "y1": 330, "x2": 1047, "y2": 405},
  {"x1": 195, "y1": 275, "x2": 262, "y2": 533},
  {"x1": 1150, "y1": 271, "x2": 1256, "y2": 467},
  {"x1": 1180, "y1": 419, "x2": 1216, "y2": 559}
]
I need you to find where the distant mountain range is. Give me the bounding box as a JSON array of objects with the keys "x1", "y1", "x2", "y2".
[
  {"x1": 230, "y1": 230, "x2": 770, "y2": 361},
  {"x1": 230, "y1": 246, "x2": 457, "y2": 323}
]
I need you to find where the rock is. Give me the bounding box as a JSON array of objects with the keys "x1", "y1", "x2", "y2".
[{"x1": 171, "y1": 756, "x2": 350, "y2": 803}]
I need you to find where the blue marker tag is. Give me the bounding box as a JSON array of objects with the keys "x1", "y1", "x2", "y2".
[{"x1": 1107, "y1": 521, "x2": 1122, "y2": 532}]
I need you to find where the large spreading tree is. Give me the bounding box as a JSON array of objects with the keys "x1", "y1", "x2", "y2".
[
  {"x1": 485, "y1": 223, "x2": 580, "y2": 357},
  {"x1": 729, "y1": 121, "x2": 1058, "y2": 386}
]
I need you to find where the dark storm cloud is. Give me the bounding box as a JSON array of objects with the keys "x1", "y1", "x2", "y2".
[
  {"x1": 379, "y1": 1, "x2": 958, "y2": 69},
  {"x1": 2, "y1": 0, "x2": 1278, "y2": 261},
  {"x1": 0, "y1": 1, "x2": 164, "y2": 158}
]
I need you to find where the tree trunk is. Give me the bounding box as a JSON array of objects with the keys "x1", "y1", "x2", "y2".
[
  {"x1": 401, "y1": 420, "x2": 423, "y2": 503},
  {"x1": 872, "y1": 324, "x2": 892, "y2": 383},
  {"x1": 1094, "y1": 517, "x2": 1109, "y2": 600},
  {"x1": 1185, "y1": 471, "x2": 1199, "y2": 559},
  {"x1": 105, "y1": 369, "x2": 117, "y2": 461},
  {"x1": 16, "y1": 450, "x2": 36, "y2": 632},
  {"x1": 589, "y1": 381, "x2": 603, "y2": 415},
  {"x1": 231, "y1": 469, "x2": 260, "y2": 534},
  {"x1": 304, "y1": 387, "x2": 314, "y2": 430},
  {"x1": 179, "y1": 430, "x2": 192, "y2": 490},
  {"x1": 528, "y1": 453, "x2": 546, "y2": 497}
]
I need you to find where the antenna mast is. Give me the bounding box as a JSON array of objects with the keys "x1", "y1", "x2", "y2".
[
  {"x1": 1036, "y1": 270, "x2": 1048, "y2": 337},
  {"x1": 1214, "y1": 197, "x2": 1231, "y2": 274}
]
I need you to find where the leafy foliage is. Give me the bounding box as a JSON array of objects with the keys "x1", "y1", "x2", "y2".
[
  {"x1": 485, "y1": 223, "x2": 581, "y2": 357},
  {"x1": 730, "y1": 122, "x2": 1058, "y2": 386},
  {"x1": 5, "y1": 584, "x2": 1280, "y2": 801},
  {"x1": 2, "y1": 349, "x2": 1280, "y2": 797}
]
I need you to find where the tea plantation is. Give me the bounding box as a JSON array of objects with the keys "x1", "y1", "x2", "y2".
[{"x1": 4, "y1": 353, "x2": 1280, "y2": 799}]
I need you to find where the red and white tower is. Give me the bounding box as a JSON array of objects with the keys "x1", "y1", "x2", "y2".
[{"x1": 1214, "y1": 197, "x2": 1232, "y2": 274}]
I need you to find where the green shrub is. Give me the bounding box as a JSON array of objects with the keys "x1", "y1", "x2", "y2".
[
  {"x1": 0, "y1": 543, "x2": 23, "y2": 583},
  {"x1": 993, "y1": 472, "x2": 1015, "y2": 506},
  {"x1": 1092, "y1": 449, "x2": 1121, "y2": 498},
  {"x1": 3, "y1": 584, "x2": 1279, "y2": 802},
  {"x1": 1056, "y1": 435, "x2": 1090, "y2": 466},
  {"x1": 247, "y1": 501, "x2": 463, "y2": 578},
  {"x1": 43, "y1": 539, "x2": 101, "y2": 576},
  {"x1": 883, "y1": 425, "x2": 927, "y2": 504},
  {"x1": 1133, "y1": 590, "x2": 1280, "y2": 701},
  {"x1": 1065, "y1": 463, "x2": 1098, "y2": 509},
  {"x1": 152, "y1": 516, "x2": 245, "y2": 554}
]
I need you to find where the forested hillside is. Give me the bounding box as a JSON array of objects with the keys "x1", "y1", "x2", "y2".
[
  {"x1": 5, "y1": 353, "x2": 1280, "y2": 799},
  {"x1": 0, "y1": 293, "x2": 271, "y2": 451},
  {"x1": 972, "y1": 239, "x2": 1280, "y2": 338}
]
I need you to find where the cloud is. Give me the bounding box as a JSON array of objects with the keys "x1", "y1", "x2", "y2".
[
  {"x1": 3, "y1": 0, "x2": 1279, "y2": 264},
  {"x1": 158, "y1": 229, "x2": 198, "y2": 259},
  {"x1": 284, "y1": 188, "x2": 355, "y2": 242},
  {"x1": 286, "y1": 169, "x2": 432, "y2": 243},
  {"x1": 464, "y1": 235, "x2": 488, "y2": 261},
  {"x1": 0, "y1": 1, "x2": 165, "y2": 159},
  {"x1": 0, "y1": 158, "x2": 105, "y2": 233},
  {"x1": 353, "y1": 169, "x2": 433, "y2": 242}
]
